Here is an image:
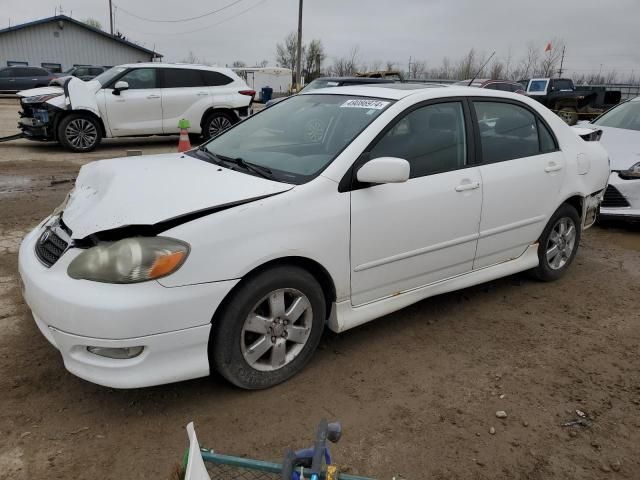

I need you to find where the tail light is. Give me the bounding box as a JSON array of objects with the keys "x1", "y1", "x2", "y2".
[{"x1": 238, "y1": 90, "x2": 256, "y2": 104}]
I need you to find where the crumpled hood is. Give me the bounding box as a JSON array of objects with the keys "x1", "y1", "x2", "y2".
[
  {"x1": 17, "y1": 86, "x2": 64, "y2": 98},
  {"x1": 597, "y1": 126, "x2": 640, "y2": 171},
  {"x1": 62, "y1": 153, "x2": 294, "y2": 239}
]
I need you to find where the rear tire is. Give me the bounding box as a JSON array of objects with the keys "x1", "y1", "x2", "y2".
[
  {"x1": 531, "y1": 204, "x2": 581, "y2": 282},
  {"x1": 210, "y1": 266, "x2": 326, "y2": 389},
  {"x1": 202, "y1": 111, "x2": 236, "y2": 140},
  {"x1": 58, "y1": 113, "x2": 102, "y2": 152}
]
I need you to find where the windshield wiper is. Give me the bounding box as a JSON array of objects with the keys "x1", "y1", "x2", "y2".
[
  {"x1": 194, "y1": 147, "x2": 275, "y2": 180},
  {"x1": 214, "y1": 153, "x2": 275, "y2": 180}
]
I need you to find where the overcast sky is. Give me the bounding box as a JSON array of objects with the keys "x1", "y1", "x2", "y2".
[{"x1": 2, "y1": 0, "x2": 639, "y2": 76}]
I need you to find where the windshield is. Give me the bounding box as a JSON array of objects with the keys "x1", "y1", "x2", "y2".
[
  {"x1": 593, "y1": 100, "x2": 640, "y2": 131},
  {"x1": 94, "y1": 66, "x2": 127, "y2": 87},
  {"x1": 200, "y1": 94, "x2": 393, "y2": 183}
]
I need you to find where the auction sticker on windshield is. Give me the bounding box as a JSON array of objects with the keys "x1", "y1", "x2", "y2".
[{"x1": 340, "y1": 99, "x2": 390, "y2": 109}]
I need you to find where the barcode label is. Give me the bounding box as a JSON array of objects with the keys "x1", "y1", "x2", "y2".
[{"x1": 340, "y1": 99, "x2": 389, "y2": 110}]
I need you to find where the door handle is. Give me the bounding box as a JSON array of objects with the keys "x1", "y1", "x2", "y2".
[
  {"x1": 544, "y1": 163, "x2": 563, "y2": 173},
  {"x1": 455, "y1": 181, "x2": 480, "y2": 192},
  {"x1": 147, "y1": 94, "x2": 160, "y2": 99}
]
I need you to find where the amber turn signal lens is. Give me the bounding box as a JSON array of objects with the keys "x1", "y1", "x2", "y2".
[{"x1": 149, "y1": 251, "x2": 186, "y2": 279}]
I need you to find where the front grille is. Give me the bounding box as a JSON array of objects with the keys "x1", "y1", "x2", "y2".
[
  {"x1": 35, "y1": 229, "x2": 69, "y2": 267},
  {"x1": 601, "y1": 185, "x2": 630, "y2": 208}
]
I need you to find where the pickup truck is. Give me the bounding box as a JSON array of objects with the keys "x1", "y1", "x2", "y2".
[{"x1": 521, "y1": 78, "x2": 621, "y2": 125}]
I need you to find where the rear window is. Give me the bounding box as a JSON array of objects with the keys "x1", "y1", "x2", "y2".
[
  {"x1": 202, "y1": 70, "x2": 233, "y2": 86},
  {"x1": 163, "y1": 68, "x2": 205, "y2": 88}
]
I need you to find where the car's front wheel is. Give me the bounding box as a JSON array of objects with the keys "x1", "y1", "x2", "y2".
[
  {"x1": 58, "y1": 113, "x2": 102, "y2": 152},
  {"x1": 210, "y1": 265, "x2": 326, "y2": 389},
  {"x1": 532, "y1": 203, "x2": 581, "y2": 281}
]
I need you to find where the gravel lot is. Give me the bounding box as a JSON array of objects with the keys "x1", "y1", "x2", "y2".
[{"x1": 1, "y1": 99, "x2": 639, "y2": 480}]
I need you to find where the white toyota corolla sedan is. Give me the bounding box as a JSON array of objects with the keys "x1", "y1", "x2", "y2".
[{"x1": 19, "y1": 85, "x2": 609, "y2": 389}]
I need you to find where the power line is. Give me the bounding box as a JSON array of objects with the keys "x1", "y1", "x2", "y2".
[
  {"x1": 114, "y1": 0, "x2": 245, "y2": 23},
  {"x1": 115, "y1": 0, "x2": 268, "y2": 36}
]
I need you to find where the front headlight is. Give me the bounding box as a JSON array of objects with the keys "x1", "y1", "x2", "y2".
[
  {"x1": 68, "y1": 237, "x2": 189, "y2": 283},
  {"x1": 619, "y1": 162, "x2": 640, "y2": 179},
  {"x1": 22, "y1": 93, "x2": 63, "y2": 104}
]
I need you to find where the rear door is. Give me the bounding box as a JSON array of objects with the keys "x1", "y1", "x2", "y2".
[
  {"x1": 471, "y1": 99, "x2": 565, "y2": 268},
  {"x1": 159, "y1": 68, "x2": 210, "y2": 134},
  {"x1": 102, "y1": 67, "x2": 163, "y2": 136}
]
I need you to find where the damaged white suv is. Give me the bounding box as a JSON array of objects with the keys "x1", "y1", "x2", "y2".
[
  {"x1": 19, "y1": 85, "x2": 609, "y2": 389},
  {"x1": 17, "y1": 63, "x2": 255, "y2": 152}
]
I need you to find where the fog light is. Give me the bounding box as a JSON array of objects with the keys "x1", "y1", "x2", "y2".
[{"x1": 87, "y1": 346, "x2": 144, "y2": 359}]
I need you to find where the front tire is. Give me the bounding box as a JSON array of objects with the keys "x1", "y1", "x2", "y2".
[
  {"x1": 58, "y1": 113, "x2": 102, "y2": 152},
  {"x1": 210, "y1": 266, "x2": 326, "y2": 389},
  {"x1": 531, "y1": 204, "x2": 581, "y2": 282},
  {"x1": 202, "y1": 111, "x2": 236, "y2": 140}
]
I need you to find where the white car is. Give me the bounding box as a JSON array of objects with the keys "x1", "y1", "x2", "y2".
[
  {"x1": 16, "y1": 63, "x2": 255, "y2": 152},
  {"x1": 19, "y1": 85, "x2": 609, "y2": 389},
  {"x1": 588, "y1": 97, "x2": 640, "y2": 221}
]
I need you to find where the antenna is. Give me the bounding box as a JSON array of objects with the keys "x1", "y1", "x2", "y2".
[{"x1": 468, "y1": 51, "x2": 496, "y2": 86}]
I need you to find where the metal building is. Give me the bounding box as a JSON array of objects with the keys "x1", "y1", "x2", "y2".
[{"x1": 0, "y1": 15, "x2": 162, "y2": 72}]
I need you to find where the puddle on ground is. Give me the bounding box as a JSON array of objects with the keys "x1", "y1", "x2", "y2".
[{"x1": 0, "y1": 175, "x2": 32, "y2": 194}]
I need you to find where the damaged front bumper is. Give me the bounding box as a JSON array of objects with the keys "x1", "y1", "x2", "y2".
[{"x1": 18, "y1": 101, "x2": 60, "y2": 141}]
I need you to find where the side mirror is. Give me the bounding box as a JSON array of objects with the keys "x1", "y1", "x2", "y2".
[
  {"x1": 356, "y1": 157, "x2": 410, "y2": 184},
  {"x1": 112, "y1": 80, "x2": 129, "y2": 95}
]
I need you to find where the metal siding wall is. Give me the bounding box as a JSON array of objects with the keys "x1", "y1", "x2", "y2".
[{"x1": 0, "y1": 20, "x2": 153, "y2": 70}]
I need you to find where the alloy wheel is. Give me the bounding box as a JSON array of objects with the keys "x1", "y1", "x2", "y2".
[
  {"x1": 240, "y1": 288, "x2": 313, "y2": 372},
  {"x1": 545, "y1": 217, "x2": 577, "y2": 270},
  {"x1": 65, "y1": 118, "x2": 98, "y2": 150},
  {"x1": 208, "y1": 116, "x2": 232, "y2": 137}
]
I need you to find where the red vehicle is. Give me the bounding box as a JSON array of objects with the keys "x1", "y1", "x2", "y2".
[{"x1": 454, "y1": 78, "x2": 525, "y2": 94}]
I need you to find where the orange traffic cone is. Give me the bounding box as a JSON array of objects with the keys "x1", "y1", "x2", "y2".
[{"x1": 177, "y1": 118, "x2": 191, "y2": 152}]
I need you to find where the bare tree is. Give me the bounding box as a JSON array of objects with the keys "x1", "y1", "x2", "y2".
[
  {"x1": 539, "y1": 39, "x2": 565, "y2": 77},
  {"x1": 276, "y1": 32, "x2": 302, "y2": 71},
  {"x1": 83, "y1": 18, "x2": 102, "y2": 30},
  {"x1": 181, "y1": 51, "x2": 199, "y2": 64},
  {"x1": 304, "y1": 39, "x2": 326, "y2": 81},
  {"x1": 257, "y1": 60, "x2": 269, "y2": 68},
  {"x1": 385, "y1": 60, "x2": 396, "y2": 71},
  {"x1": 329, "y1": 46, "x2": 360, "y2": 76},
  {"x1": 409, "y1": 60, "x2": 427, "y2": 79},
  {"x1": 488, "y1": 58, "x2": 505, "y2": 79},
  {"x1": 232, "y1": 60, "x2": 247, "y2": 68}
]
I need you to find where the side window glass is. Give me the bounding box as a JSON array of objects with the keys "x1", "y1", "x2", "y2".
[
  {"x1": 202, "y1": 70, "x2": 233, "y2": 86},
  {"x1": 369, "y1": 102, "x2": 467, "y2": 178},
  {"x1": 485, "y1": 83, "x2": 500, "y2": 90},
  {"x1": 474, "y1": 101, "x2": 540, "y2": 162},
  {"x1": 538, "y1": 119, "x2": 556, "y2": 152},
  {"x1": 118, "y1": 68, "x2": 157, "y2": 89},
  {"x1": 163, "y1": 69, "x2": 205, "y2": 88}
]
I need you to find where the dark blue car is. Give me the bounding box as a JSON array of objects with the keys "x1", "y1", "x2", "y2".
[{"x1": 0, "y1": 66, "x2": 56, "y2": 92}]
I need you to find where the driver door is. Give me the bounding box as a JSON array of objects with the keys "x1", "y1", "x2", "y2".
[
  {"x1": 349, "y1": 101, "x2": 483, "y2": 306},
  {"x1": 102, "y1": 67, "x2": 163, "y2": 136}
]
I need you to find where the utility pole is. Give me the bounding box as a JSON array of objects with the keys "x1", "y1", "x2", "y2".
[
  {"x1": 558, "y1": 45, "x2": 565, "y2": 77},
  {"x1": 295, "y1": 0, "x2": 303, "y2": 91},
  {"x1": 108, "y1": 0, "x2": 114, "y2": 34}
]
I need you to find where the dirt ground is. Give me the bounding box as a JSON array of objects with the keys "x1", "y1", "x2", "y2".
[{"x1": 1, "y1": 99, "x2": 639, "y2": 480}]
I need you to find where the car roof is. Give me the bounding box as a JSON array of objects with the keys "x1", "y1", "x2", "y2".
[
  {"x1": 312, "y1": 76, "x2": 393, "y2": 84},
  {"x1": 302, "y1": 83, "x2": 459, "y2": 100},
  {"x1": 114, "y1": 62, "x2": 233, "y2": 73}
]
